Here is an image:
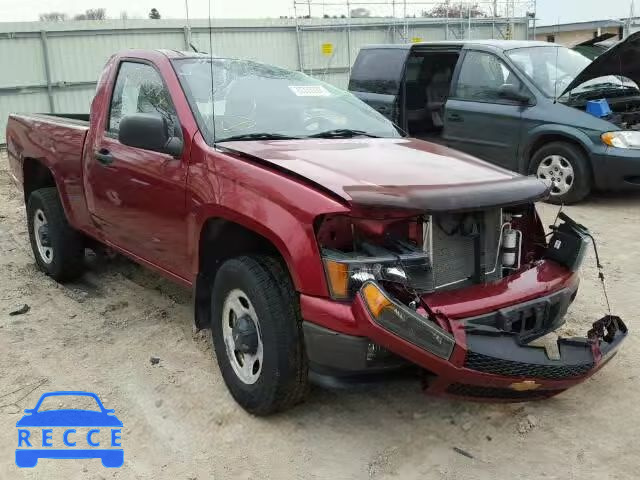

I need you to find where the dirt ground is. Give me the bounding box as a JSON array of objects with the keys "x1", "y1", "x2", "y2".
[{"x1": 0, "y1": 150, "x2": 638, "y2": 480}]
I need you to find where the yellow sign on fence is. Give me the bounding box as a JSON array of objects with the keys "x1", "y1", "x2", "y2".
[
  {"x1": 321, "y1": 43, "x2": 334, "y2": 55},
  {"x1": 411, "y1": 37, "x2": 423, "y2": 44}
]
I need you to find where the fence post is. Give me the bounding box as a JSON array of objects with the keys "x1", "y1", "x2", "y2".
[{"x1": 40, "y1": 30, "x2": 55, "y2": 113}]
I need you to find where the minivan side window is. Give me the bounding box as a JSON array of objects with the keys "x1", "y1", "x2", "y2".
[
  {"x1": 349, "y1": 49, "x2": 407, "y2": 95},
  {"x1": 454, "y1": 51, "x2": 524, "y2": 103},
  {"x1": 108, "y1": 61, "x2": 179, "y2": 136}
]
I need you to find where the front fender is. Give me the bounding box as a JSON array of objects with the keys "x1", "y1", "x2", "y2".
[
  {"x1": 521, "y1": 124, "x2": 595, "y2": 173},
  {"x1": 187, "y1": 145, "x2": 349, "y2": 296}
]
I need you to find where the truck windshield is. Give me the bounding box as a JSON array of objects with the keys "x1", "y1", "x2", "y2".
[{"x1": 172, "y1": 57, "x2": 401, "y2": 143}]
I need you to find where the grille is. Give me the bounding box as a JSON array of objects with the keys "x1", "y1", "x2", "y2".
[
  {"x1": 429, "y1": 209, "x2": 502, "y2": 290},
  {"x1": 446, "y1": 383, "x2": 560, "y2": 400},
  {"x1": 465, "y1": 351, "x2": 593, "y2": 380}
]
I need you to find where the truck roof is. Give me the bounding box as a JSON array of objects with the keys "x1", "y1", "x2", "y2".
[{"x1": 361, "y1": 39, "x2": 555, "y2": 52}]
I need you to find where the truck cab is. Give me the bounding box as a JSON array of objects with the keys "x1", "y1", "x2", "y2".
[{"x1": 349, "y1": 36, "x2": 640, "y2": 204}]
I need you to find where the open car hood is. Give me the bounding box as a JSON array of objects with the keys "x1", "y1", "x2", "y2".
[
  {"x1": 562, "y1": 31, "x2": 640, "y2": 96},
  {"x1": 220, "y1": 138, "x2": 548, "y2": 212}
]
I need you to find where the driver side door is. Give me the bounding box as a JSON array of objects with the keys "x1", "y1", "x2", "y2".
[{"x1": 85, "y1": 60, "x2": 191, "y2": 279}]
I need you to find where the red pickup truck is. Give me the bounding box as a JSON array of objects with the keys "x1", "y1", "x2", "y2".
[{"x1": 5, "y1": 49, "x2": 626, "y2": 415}]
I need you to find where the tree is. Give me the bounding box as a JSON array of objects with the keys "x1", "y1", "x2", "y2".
[
  {"x1": 350, "y1": 7, "x2": 371, "y2": 18},
  {"x1": 39, "y1": 12, "x2": 68, "y2": 21},
  {"x1": 422, "y1": 2, "x2": 487, "y2": 18},
  {"x1": 73, "y1": 8, "x2": 107, "y2": 20},
  {"x1": 149, "y1": 8, "x2": 161, "y2": 19}
]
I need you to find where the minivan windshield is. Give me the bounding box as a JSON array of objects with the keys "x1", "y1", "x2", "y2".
[
  {"x1": 172, "y1": 57, "x2": 401, "y2": 143},
  {"x1": 506, "y1": 46, "x2": 640, "y2": 100}
]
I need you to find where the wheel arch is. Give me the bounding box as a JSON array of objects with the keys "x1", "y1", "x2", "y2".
[
  {"x1": 193, "y1": 215, "x2": 299, "y2": 329},
  {"x1": 523, "y1": 128, "x2": 594, "y2": 178}
]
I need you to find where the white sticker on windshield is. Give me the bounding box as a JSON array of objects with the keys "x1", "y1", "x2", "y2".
[{"x1": 288, "y1": 85, "x2": 331, "y2": 97}]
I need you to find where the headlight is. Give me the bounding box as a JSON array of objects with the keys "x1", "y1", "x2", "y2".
[
  {"x1": 601, "y1": 131, "x2": 640, "y2": 149},
  {"x1": 361, "y1": 282, "x2": 454, "y2": 359},
  {"x1": 322, "y1": 249, "x2": 432, "y2": 300}
]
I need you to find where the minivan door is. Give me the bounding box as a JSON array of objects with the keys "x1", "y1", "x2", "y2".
[
  {"x1": 349, "y1": 47, "x2": 411, "y2": 125},
  {"x1": 443, "y1": 50, "x2": 531, "y2": 171}
]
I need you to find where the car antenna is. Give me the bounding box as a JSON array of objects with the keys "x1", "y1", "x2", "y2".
[
  {"x1": 553, "y1": 39, "x2": 560, "y2": 104},
  {"x1": 208, "y1": 0, "x2": 217, "y2": 144}
]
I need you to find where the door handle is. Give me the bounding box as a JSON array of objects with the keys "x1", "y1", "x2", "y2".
[
  {"x1": 447, "y1": 113, "x2": 463, "y2": 122},
  {"x1": 95, "y1": 148, "x2": 114, "y2": 165}
]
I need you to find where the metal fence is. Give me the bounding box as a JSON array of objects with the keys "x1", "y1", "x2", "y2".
[{"x1": 0, "y1": 16, "x2": 528, "y2": 143}]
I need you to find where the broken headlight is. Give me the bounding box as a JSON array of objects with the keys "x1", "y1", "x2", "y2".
[{"x1": 322, "y1": 243, "x2": 432, "y2": 300}]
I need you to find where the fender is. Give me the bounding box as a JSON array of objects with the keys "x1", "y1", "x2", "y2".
[
  {"x1": 520, "y1": 124, "x2": 594, "y2": 174},
  {"x1": 187, "y1": 142, "x2": 349, "y2": 297}
]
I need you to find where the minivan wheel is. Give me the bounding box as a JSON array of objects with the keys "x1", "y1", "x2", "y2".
[
  {"x1": 531, "y1": 142, "x2": 591, "y2": 204},
  {"x1": 210, "y1": 255, "x2": 308, "y2": 415},
  {"x1": 27, "y1": 187, "x2": 85, "y2": 281}
]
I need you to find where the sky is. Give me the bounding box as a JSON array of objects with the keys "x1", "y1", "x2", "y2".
[{"x1": 0, "y1": 0, "x2": 636, "y2": 26}]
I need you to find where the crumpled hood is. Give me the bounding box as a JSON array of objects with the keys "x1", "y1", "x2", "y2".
[
  {"x1": 562, "y1": 31, "x2": 640, "y2": 96},
  {"x1": 220, "y1": 138, "x2": 548, "y2": 212}
]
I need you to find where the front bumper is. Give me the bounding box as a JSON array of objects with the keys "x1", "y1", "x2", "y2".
[
  {"x1": 591, "y1": 146, "x2": 640, "y2": 191},
  {"x1": 301, "y1": 261, "x2": 628, "y2": 401}
]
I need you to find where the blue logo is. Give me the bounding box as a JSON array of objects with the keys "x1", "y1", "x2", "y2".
[{"x1": 15, "y1": 391, "x2": 123, "y2": 468}]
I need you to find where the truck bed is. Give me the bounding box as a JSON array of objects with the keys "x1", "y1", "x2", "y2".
[{"x1": 6, "y1": 112, "x2": 91, "y2": 231}]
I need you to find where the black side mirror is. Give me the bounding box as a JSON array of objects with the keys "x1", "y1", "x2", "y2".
[
  {"x1": 498, "y1": 84, "x2": 531, "y2": 104},
  {"x1": 118, "y1": 113, "x2": 183, "y2": 157}
]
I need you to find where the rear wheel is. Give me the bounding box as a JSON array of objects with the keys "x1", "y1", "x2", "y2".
[
  {"x1": 26, "y1": 187, "x2": 85, "y2": 281},
  {"x1": 531, "y1": 142, "x2": 591, "y2": 204},
  {"x1": 210, "y1": 255, "x2": 308, "y2": 415}
]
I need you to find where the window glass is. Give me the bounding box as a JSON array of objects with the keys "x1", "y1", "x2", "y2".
[
  {"x1": 108, "y1": 62, "x2": 179, "y2": 136},
  {"x1": 173, "y1": 58, "x2": 401, "y2": 144},
  {"x1": 348, "y1": 49, "x2": 407, "y2": 95},
  {"x1": 455, "y1": 51, "x2": 523, "y2": 102}
]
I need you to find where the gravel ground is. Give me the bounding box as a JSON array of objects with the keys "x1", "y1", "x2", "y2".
[{"x1": 0, "y1": 150, "x2": 638, "y2": 479}]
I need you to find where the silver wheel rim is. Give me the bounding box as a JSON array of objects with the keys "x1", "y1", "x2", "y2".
[
  {"x1": 221, "y1": 289, "x2": 263, "y2": 385},
  {"x1": 537, "y1": 155, "x2": 575, "y2": 196},
  {"x1": 33, "y1": 209, "x2": 54, "y2": 265}
]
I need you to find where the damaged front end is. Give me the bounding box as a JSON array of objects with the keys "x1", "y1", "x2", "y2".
[{"x1": 311, "y1": 205, "x2": 627, "y2": 401}]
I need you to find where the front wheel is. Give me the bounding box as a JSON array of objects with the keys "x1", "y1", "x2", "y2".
[
  {"x1": 531, "y1": 142, "x2": 592, "y2": 205},
  {"x1": 210, "y1": 256, "x2": 308, "y2": 415}
]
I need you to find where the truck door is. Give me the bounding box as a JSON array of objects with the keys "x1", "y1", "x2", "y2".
[
  {"x1": 443, "y1": 50, "x2": 530, "y2": 171},
  {"x1": 349, "y1": 48, "x2": 410, "y2": 125},
  {"x1": 85, "y1": 60, "x2": 190, "y2": 280}
]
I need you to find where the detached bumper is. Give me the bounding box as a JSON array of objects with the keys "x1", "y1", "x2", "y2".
[{"x1": 301, "y1": 261, "x2": 628, "y2": 401}]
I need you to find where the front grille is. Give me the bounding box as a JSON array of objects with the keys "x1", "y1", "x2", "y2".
[
  {"x1": 446, "y1": 383, "x2": 560, "y2": 400},
  {"x1": 465, "y1": 351, "x2": 593, "y2": 380},
  {"x1": 429, "y1": 209, "x2": 502, "y2": 290}
]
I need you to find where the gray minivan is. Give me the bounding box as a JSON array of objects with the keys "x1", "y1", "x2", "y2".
[{"x1": 349, "y1": 34, "x2": 640, "y2": 203}]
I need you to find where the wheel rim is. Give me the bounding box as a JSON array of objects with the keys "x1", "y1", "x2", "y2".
[
  {"x1": 536, "y1": 155, "x2": 575, "y2": 196},
  {"x1": 33, "y1": 209, "x2": 54, "y2": 264},
  {"x1": 221, "y1": 289, "x2": 263, "y2": 385}
]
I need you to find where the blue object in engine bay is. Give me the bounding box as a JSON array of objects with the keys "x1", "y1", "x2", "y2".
[{"x1": 586, "y1": 99, "x2": 612, "y2": 118}]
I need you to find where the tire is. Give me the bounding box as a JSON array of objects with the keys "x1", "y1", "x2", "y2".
[
  {"x1": 26, "y1": 187, "x2": 85, "y2": 282},
  {"x1": 530, "y1": 141, "x2": 592, "y2": 205},
  {"x1": 210, "y1": 255, "x2": 308, "y2": 415}
]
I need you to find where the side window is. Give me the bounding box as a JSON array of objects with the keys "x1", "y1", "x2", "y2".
[
  {"x1": 349, "y1": 49, "x2": 407, "y2": 95},
  {"x1": 454, "y1": 51, "x2": 524, "y2": 103},
  {"x1": 108, "y1": 62, "x2": 179, "y2": 137}
]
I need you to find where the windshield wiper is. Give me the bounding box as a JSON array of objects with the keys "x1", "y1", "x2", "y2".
[
  {"x1": 307, "y1": 129, "x2": 380, "y2": 139},
  {"x1": 217, "y1": 132, "x2": 302, "y2": 142}
]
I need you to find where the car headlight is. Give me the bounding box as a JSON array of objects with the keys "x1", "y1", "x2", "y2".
[
  {"x1": 322, "y1": 249, "x2": 431, "y2": 300},
  {"x1": 361, "y1": 282, "x2": 455, "y2": 359},
  {"x1": 601, "y1": 131, "x2": 640, "y2": 149}
]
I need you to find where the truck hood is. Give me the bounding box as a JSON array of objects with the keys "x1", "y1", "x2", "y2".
[
  {"x1": 220, "y1": 138, "x2": 548, "y2": 212},
  {"x1": 561, "y1": 31, "x2": 640, "y2": 97}
]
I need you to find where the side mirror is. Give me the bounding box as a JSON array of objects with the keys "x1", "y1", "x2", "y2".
[
  {"x1": 118, "y1": 113, "x2": 183, "y2": 157},
  {"x1": 498, "y1": 84, "x2": 531, "y2": 104},
  {"x1": 23, "y1": 409, "x2": 34, "y2": 415}
]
